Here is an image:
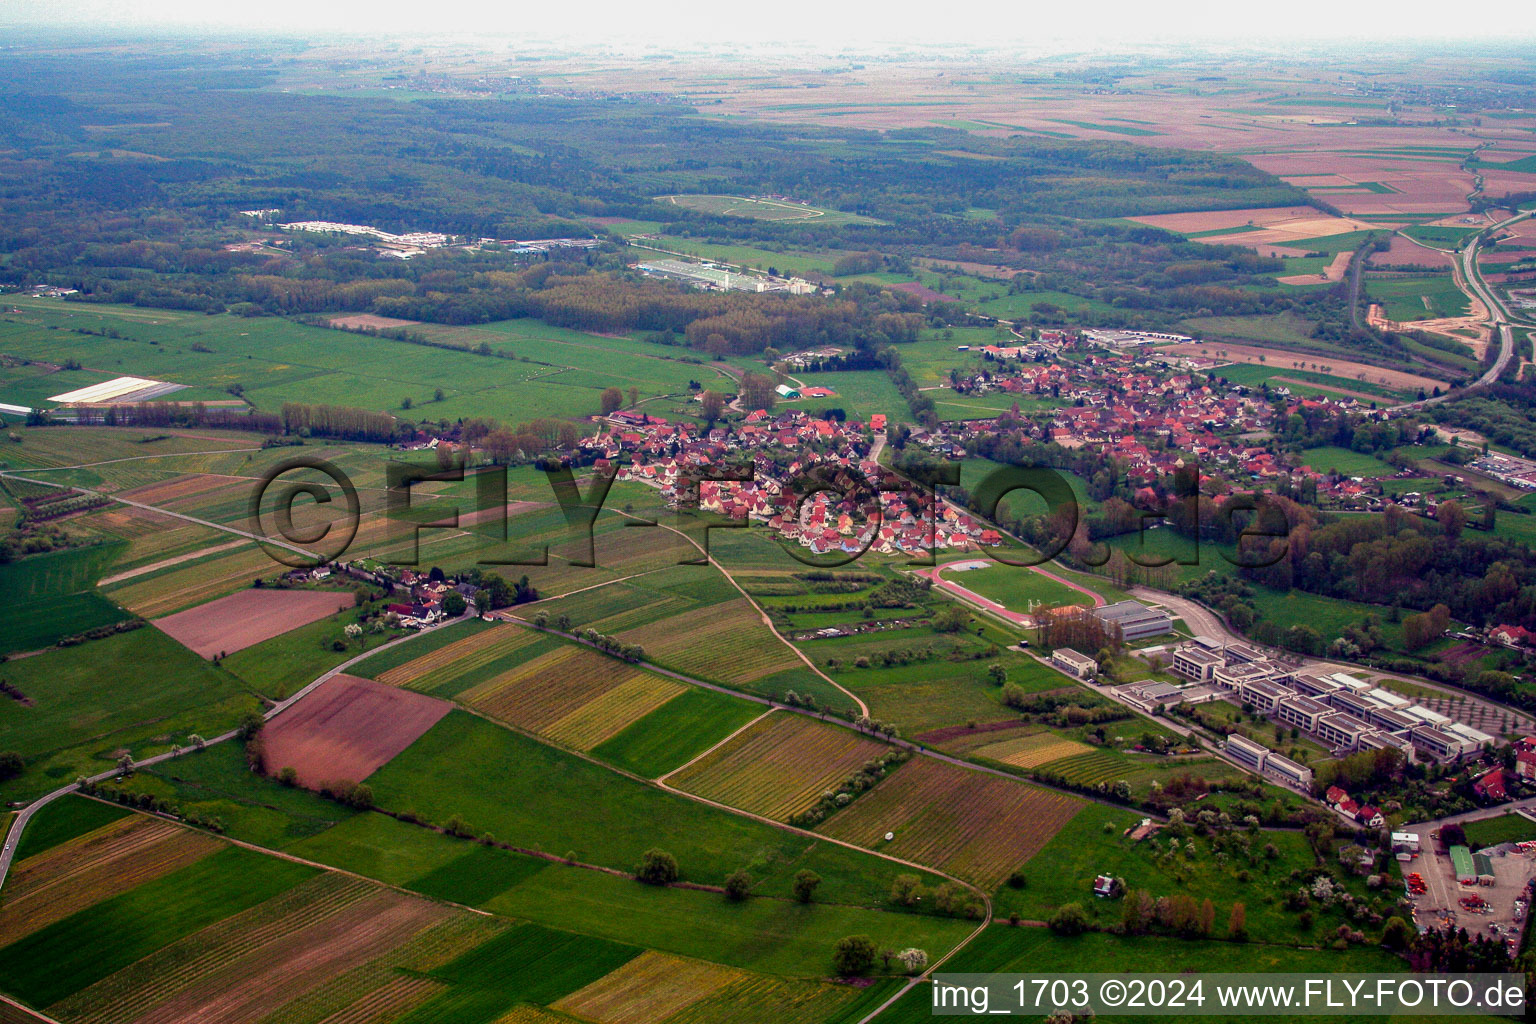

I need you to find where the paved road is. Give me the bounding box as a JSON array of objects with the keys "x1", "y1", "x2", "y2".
[
  {"x1": 0, "y1": 614, "x2": 474, "y2": 893},
  {"x1": 1394, "y1": 209, "x2": 1533, "y2": 411}
]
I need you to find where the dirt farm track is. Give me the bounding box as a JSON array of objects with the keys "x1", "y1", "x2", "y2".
[{"x1": 152, "y1": 587, "x2": 357, "y2": 659}]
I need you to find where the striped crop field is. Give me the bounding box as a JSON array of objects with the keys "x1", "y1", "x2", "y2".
[
  {"x1": 461, "y1": 645, "x2": 658, "y2": 737},
  {"x1": 661, "y1": 973, "x2": 872, "y2": 1024},
  {"x1": 48, "y1": 868, "x2": 462, "y2": 1024},
  {"x1": 617, "y1": 599, "x2": 800, "y2": 686},
  {"x1": 551, "y1": 950, "x2": 741, "y2": 1024},
  {"x1": 667, "y1": 713, "x2": 889, "y2": 821},
  {"x1": 970, "y1": 733, "x2": 1091, "y2": 770},
  {"x1": 104, "y1": 544, "x2": 280, "y2": 618},
  {"x1": 374, "y1": 625, "x2": 542, "y2": 691},
  {"x1": 248, "y1": 913, "x2": 505, "y2": 1024},
  {"x1": 542, "y1": 674, "x2": 687, "y2": 751},
  {"x1": 0, "y1": 816, "x2": 221, "y2": 946},
  {"x1": 490, "y1": 1005, "x2": 571, "y2": 1024},
  {"x1": 818, "y1": 758, "x2": 1085, "y2": 888},
  {"x1": 1040, "y1": 750, "x2": 1134, "y2": 787}
]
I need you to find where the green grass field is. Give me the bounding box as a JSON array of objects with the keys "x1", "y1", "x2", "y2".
[
  {"x1": 0, "y1": 543, "x2": 133, "y2": 654},
  {"x1": 591, "y1": 686, "x2": 765, "y2": 778},
  {"x1": 942, "y1": 562, "x2": 1094, "y2": 612},
  {"x1": 0, "y1": 298, "x2": 721, "y2": 422},
  {"x1": 1463, "y1": 812, "x2": 1536, "y2": 849},
  {"x1": 8, "y1": 793, "x2": 131, "y2": 861},
  {"x1": 1366, "y1": 273, "x2": 1471, "y2": 322},
  {"x1": 1298, "y1": 446, "x2": 1397, "y2": 478},
  {"x1": 363, "y1": 710, "x2": 948, "y2": 907},
  {"x1": 0, "y1": 626, "x2": 258, "y2": 801},
  {"x1": 482, "y1": 864, "x2": 973, "y2": 977},
  {"x1": 656, "y1": 194, "x2": 880, "y2": 225},
  {"x1": 994, "y1": 805, "x2": 1377, "y2": 944}
]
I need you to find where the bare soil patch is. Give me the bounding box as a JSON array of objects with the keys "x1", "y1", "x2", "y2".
[
  {"x1": 260, "y1": 674, "x2": 451, "y2": 788},
  {"x1": 153, "y1": 588, "x2": 356, "y2": 659},
  {"x1": 1278, "y1": 250, "x2": 1354, "y2": 284},
  {"x1": 890, "y1": 281, "x2": 958, "y2": 303},
  {"x1": 328, "y1": 313, "x2": 422, "y2": 330},
  {"x1": 1162, "y1": 342, "x2": 1443, "y2": 393}
]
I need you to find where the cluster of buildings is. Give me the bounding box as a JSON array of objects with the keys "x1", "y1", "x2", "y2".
[
  {"x1": 914, "y1": 347, "x2": 1414, "y2": 509},
  {"x1": 1466, "y1": 451, "x2": 1536, "y2": 490},
  {"x1": 1322, "y1": 785, "x2": 1386, "y2": 828},
  {"x1": 339, "y1": 562, "x2": 477, "y2": 628},
  {"x1": 590, "y1": 410, "x2": 1002, "y2": 558},
  {"x1": 633, "y1": 258, "x2": 816, "y2": 295},
  {"x1": 1171, "y1": 636, "x2": 1495, "y2": 764},
  {"x1": 276, "y1": 220, "x2": 454, "y2": 259},
  {"x1": 1081, "y1": 329, "x2": 1195, "y2": 347}
]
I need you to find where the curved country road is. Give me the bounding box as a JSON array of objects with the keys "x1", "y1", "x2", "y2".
[{"x1": 0, "y1": 615, "x2": 472, "y2": 893}]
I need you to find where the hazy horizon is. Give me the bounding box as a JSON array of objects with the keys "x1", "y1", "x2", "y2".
[{"x1": 4, "y1": 0, "x2": 1535, "y2": 49}]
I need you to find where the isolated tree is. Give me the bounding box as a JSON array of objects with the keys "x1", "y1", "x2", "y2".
[
  {"x1": 1227, "y1": 901, "x2": 1248, "y2": 942},
  {"x1": 1381, "y1": 916, "x2": 1413, "y2": 951},
  {"x1": 832, "y1": 935, "x2": 878, "y2": 976},
  {"x1": 636, "y1": 848, "x2": 679, "y2": 885},
  {"x1": 890, "y1": 873, "x2": 925, "y2": 907},
  {"x1": 1048, "y1": 902, "x2": 1088, "y2": 936},
  {"x1": 987, "y1": 663, "x2": 1007, "y2": 686},
  {"x1": 724, "y1": 869, "x2": 752, "y2": 901},
  {"x1": 897, "y1": 948, "x2": 929, "y2": 975},
  {"x1": 701, "y1": 390, "x2": 725, "y2": 425},
  {"x1": 793, "y1": 869, "x2": 822, "y2": 903},
  {"x1": 1437, "y1": 499, "x2": 1467, "y2": 540},
  {"x1": 401, "y1": 396, "x2": 413, "y2": 410},
  {"x1": 0, "y1": 750, "x2": 23, "y2": 781},
  {"x1": 600, "y1": 387, "x2": 624, "y2": 414},
  {"x1": 277, "y1": 766, "x2": 298, "y2": 787},
  {"x1": 442, "y1": 592, "x2": 467, "y2": 617}
]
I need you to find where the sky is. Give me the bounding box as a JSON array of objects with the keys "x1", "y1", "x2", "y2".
[{"x1": 4, "y1": 0, "x2": 1534, "y2": 47}]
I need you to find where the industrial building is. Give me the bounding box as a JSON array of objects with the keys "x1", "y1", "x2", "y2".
[{"x1": 1092, "y1": 600, "x2": 1173, "y2": 641}]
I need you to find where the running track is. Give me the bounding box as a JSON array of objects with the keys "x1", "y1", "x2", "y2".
[{"x1": 916, "y1": 562, "x2": 1105, "y2": 625}]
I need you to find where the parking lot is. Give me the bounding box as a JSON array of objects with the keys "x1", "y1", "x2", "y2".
[{"x1": 1406, "y1": 826, "x2": 1534, "y2": 955}]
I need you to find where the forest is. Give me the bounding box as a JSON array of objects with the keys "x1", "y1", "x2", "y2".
[{"x1": 0, "y1": 50, "x2": 1336, "y2": 339}]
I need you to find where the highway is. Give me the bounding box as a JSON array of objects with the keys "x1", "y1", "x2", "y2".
[{"x1": 1396, "y1": 209, "x2": 1532, "y2": 410}]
